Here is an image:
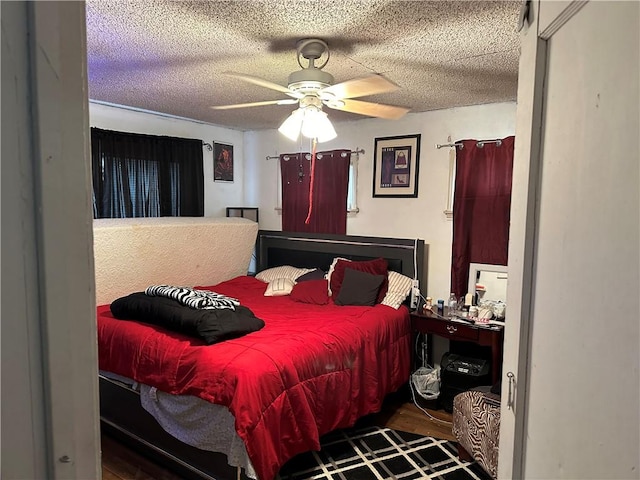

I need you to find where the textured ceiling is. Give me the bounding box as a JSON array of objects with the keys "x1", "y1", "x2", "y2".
[{"x1": 86, "y1": 0, "x2": 521, "y2": 131}]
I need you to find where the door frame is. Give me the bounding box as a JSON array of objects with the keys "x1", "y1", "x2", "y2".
[
  {"x1": 1, "y1": 2, "x2": 101, "y2": 478},
  {"x1": 499, "y1": 1, "x2": 588, "y2": 478}
]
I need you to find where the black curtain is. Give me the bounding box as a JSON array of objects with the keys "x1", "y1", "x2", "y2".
[{"x1": 91, "y1": 128, "x2": 204, "y2": 218}]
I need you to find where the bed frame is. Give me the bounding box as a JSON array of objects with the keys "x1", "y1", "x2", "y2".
[
  {"x1": 256, "y1": 230, "x2": 426, "y2": 288},
  {"x1": 100, "y1": 230, "x2": 427, "y2": 480}
]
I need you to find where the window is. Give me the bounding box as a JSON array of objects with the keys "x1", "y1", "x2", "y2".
[
  {"x1": 91, "y1": 128, "x2": 204, "y2": 218},
  {"x1": 347, "y1": 159, "x2": 359, "y2": 214},
  {"x1": 444, "y1": 150, "x2": 455, "y2": 220}
]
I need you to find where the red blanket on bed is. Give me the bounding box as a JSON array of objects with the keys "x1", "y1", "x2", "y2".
[{"x1": 97, "y1": 275, "x2": 411, "y2": 480}]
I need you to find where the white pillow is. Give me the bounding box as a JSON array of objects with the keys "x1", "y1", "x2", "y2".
[
  {"x1": 325, "y1": 257, "x2": 350, "y2": 295},
  {"x1": 380, "y1": 271, "x2": 414, "y2": 309},
  {"x1": 255, "y1": 265, "x2": 313, "y2": 284},
  {"x1": 264, "y1": 278, "x2": 296, "y2": 297}
]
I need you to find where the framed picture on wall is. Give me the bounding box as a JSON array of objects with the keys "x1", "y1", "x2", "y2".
[
  {"x1": 372, "y1": 134, "x2": 421, "y2": 198},
  {"x1": 213, "y1": 141, "x2": 234, "y2": 182}
]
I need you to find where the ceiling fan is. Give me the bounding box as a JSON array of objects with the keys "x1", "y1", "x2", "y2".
[{"x1": 211, "y1": 39, "x2": 410, "y2": 141}]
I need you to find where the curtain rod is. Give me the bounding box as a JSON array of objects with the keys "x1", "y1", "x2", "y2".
[
  {"x1": 435, "y1": 139, "x2": 503, "y2": 150},
  {"x1": 265, "y1": 148, "x2": 365, "y2": 161},
  {"x1": 202, "y1": 142, "x2": 213, "y2": 151}
]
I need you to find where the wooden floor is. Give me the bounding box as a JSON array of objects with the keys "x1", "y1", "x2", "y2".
[{"x1": 102, "y1": 398, "x2": 453, "y2": 480}]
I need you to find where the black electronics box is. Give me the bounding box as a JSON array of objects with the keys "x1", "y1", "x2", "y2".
[{"x1": 439, "y1": 352, "x2": 491, "y2": 413}]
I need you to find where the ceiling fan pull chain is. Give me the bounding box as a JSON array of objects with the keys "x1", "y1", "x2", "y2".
[{"x1": 305, "y1": 138, "x2": 318, "y2": 225}]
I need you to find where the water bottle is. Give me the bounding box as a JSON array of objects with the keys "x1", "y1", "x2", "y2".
[{"x1": 447, "y1": 293, "x2": 458, "y2": 318}]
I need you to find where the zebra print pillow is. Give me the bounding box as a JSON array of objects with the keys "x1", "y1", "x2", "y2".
[{"x1": 145, "y1": 284, "x2": 239, "y2": 310}]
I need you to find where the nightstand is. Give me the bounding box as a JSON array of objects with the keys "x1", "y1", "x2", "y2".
[{"x1": 410, "y1": 311, "x2": 504, "y2": 385}]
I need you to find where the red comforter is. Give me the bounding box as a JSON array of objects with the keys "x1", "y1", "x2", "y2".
[{"x1": 98, "y1": 275, "x2": 411, "y2": 480}]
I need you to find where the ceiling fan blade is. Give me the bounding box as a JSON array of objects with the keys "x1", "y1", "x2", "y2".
[
  {"x1": 329, "y1": 99, "x2": 410, "y2": 120},
  {"x1": 321, "y1": 74, "x2": 400, "y2": 100},
  {"x1": 211, "y1": 99, "x2": 298, "y2": 110},
  {"x1": 223, "y1": 72, "x2": 299, "y2": 97}
]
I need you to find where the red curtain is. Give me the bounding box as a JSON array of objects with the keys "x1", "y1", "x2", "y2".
[
  {"x1": 451, "y1": 136, "x2": 515, "y2": 297},
  {"x1": 280, "y1": 149, "x2": 350, "y2": 234}
]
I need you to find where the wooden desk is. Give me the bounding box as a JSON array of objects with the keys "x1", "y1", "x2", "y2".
[{"x1": 410, "y1": 311, "x2": 504, "y2": 385}]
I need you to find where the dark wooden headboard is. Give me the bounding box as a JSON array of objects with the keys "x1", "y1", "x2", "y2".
[{"x1": 256, "y1": 230, "x2": 428, "y2": 293}]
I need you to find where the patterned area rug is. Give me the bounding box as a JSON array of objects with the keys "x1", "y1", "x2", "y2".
[{"x1": 277, "y1": 425, "x2": 491, "y2": 480}]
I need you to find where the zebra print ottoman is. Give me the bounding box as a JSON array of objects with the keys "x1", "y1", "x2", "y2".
[{"x1": 452, "y1": 389, "x2": 501, "y2": 479}]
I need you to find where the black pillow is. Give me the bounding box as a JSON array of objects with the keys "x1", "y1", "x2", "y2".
[
  {"x1": 295, "y1": 268, "x2": 326, "y2": 282},
  {"x1": 110, "y1": 292, "x2": 264, "y2": 344},
  {"x1": 334, "y1": 268, "x2": 385, "y2": 306}
]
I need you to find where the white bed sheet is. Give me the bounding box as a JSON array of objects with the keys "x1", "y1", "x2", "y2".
[{"x1": 100, "y1": 371, "x2": 256, "y2": 478}]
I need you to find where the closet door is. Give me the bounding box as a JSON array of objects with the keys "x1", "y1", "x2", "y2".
[{"x1": 504, "y1": 1, "x2": 639, "y2": 478}]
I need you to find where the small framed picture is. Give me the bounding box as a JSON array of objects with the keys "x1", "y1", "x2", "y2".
[
  {"x1": 213, "y1": 142, "x2": 234, "y2": 182},
  {"x1": 372, "y1": 134, "x2": 421, "y2": 198}
]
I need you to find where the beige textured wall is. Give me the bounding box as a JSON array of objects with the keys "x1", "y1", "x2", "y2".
[{"x1": 93, "y1": 217, "x2": 258, "y2": 305}]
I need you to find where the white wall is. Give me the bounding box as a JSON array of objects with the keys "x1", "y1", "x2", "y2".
[
  {"x1": 244, "y1": 102, "x2": 517, "y2": 302},
  {"x1": 90, "y1": 102, "x2": 246, "y2": 217}
]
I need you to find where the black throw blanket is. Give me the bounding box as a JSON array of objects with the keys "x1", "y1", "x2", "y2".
[{"x1": 110, "y1": 293, "x2": 265, "y2": 345}]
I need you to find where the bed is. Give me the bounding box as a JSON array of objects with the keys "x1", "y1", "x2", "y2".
[{"x1": 98, "y1": 228, "x2": 427, "y2": 480}]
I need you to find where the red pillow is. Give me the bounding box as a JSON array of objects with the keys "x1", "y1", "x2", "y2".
[
  {"x1": 330, "y1": 258, "x2": 389, "y2": 303},
  {"x1": 290, "y1": 279, "x2": 329, "y2": 305}
]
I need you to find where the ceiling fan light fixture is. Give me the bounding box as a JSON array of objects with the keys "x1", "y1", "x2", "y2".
[
  {"x1": 301, "y1": 107, "x2": 336, "y2": 143},
  {"x1": 278, "y1": 106, "x2": 337, "y2": 143},
  {"x1": 278, "y1": 108, "x2": 305, "y2": 141}
]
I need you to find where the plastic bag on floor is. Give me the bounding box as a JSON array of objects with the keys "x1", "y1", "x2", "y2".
[{"x1": 411, "y1": 365, "x2": 440, "y2": 400}]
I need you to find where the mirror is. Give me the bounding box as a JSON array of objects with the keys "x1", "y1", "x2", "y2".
[{"x1": 468, "y1": 263, "x2": 508, "y2": 317}]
